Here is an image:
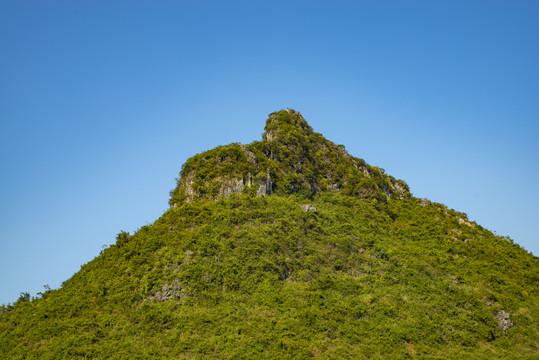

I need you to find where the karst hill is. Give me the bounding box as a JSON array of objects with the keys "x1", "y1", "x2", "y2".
[
  {"x1": 170, "y1": 108, "x2": 409, "y2": 205},
  {"x1": 1, "y1": 109, "x2": 537, "y2": 359}
]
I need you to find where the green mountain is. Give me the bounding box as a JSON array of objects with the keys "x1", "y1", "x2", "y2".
[{"x1": 1, "y1": 109, "x2": 537, "y2": 359}]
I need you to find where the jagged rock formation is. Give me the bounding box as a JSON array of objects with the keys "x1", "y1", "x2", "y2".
[
  {"x1": 169, "y1": 109, "x2": 410, "y2": 206},
  {"x1": 496, "y1": 310, "x2": 515, "y2": 332}
]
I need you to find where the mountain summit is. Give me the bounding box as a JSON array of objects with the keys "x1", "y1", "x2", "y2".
[
  {"x1": 1, "y1": 109, "x2": 537, "y2": 359},
  {"x1": 170, "y1": 108, "x2": 409, "y2": 205}
]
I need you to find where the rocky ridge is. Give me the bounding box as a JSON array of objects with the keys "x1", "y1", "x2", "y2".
[{"x1": 169, "y1": 109, "x2": 410, "y2": 206}]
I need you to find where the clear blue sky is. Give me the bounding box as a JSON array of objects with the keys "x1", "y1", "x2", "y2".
[{"x1": 1, "y1": 0, "x2": 538, "y2": 305}]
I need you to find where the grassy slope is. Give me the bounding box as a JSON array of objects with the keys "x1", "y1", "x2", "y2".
[{"x1": 1, "y1": 194, "x2": 537, "y2": 359}]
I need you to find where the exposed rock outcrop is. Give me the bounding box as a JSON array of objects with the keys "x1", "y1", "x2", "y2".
[
  {"x1": 495, "y1": 310, "x2": 515, "y2": 332},
  {"x1": 148, "y1": 280, "x2": 187, "y2": 302},
  {"x1": 299, "y1": 204, "x2": 317, "y2": 212}
]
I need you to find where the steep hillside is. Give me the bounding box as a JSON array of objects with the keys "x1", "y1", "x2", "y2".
[{"x1": 1, "y1": 110, "x2": 537, "y2": 359}]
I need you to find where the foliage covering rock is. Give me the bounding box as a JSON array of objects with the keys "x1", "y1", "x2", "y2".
[{"x1": 169, "y1": 109, "x2": 410, "y2": 205}]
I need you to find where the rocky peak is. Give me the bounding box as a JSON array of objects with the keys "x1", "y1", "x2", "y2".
[
  {"x1": 263, "y1": 108, "x2": 313, "y2": 143},
  {"x1": 169, "y1": 109, "x2": 410, "y2": 206}
]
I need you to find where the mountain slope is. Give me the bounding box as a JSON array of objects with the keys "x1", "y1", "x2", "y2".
[{"x1": 1, "y1": 110, "x2": 537, "y2": 359}]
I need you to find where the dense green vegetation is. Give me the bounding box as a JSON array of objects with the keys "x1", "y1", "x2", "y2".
[{"x1": 1, "y1": 110, "x2": 537, "y2": 358}]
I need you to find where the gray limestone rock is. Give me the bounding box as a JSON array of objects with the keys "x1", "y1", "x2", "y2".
[
  {"x1": 299, "y1": 204, "x2": 317, "y2": 212},
  {"x1": 149, "y1": 280, "x2": 186, "y2": 302},
  {"x1": 495, "y1": 310, "x2": 514, "y2": 332}
]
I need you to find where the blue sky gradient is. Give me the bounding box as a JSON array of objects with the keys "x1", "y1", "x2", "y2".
[{"x1": 1, "y1": 0, "x2": 538, "y2": 305}]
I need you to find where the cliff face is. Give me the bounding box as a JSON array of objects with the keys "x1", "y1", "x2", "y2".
[{"x1": 169, "y1": 109, "x2": 410, "y2": 206}]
